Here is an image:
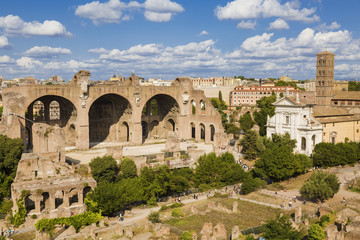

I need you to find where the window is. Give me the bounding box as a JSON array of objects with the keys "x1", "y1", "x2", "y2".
[
  {"x1": 301, "y1": 137, "x2": 306, "y2": 151},
  {"x1": 286, "y1": 116, "x2": 290, "y2": 125},
  {"x1": 331, "y1": 137, "x2": 336, "y2": 144},
  {"x1": 303, "y1": 115, "x2": 306, "y2": 118}
]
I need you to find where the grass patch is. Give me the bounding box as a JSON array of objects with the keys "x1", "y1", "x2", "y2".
[
  {"x1": 12, "y1": 231, "x2": 36, "y2": 240},
  {"x1": 165, "y1": 198, "x2": 282, "y2": 236}
]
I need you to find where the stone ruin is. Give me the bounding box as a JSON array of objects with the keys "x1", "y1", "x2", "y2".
[
  {"x1": 11, "y1": 123, "x2": 96, "y2": 220},
  {"x1": 200, "y1": 222, "x2": 227, "y2": 239}
]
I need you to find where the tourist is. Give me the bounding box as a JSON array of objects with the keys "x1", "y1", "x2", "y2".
[{"x1": 289, "y1": 201, "x2": 292, "y2": 207}]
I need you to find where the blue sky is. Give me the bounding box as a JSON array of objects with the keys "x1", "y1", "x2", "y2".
[{"x1": 0, "y1": 0, "x2": 359, "y2": 81}]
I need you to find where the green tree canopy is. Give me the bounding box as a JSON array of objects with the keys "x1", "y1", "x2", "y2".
[
  {"x1": 0, "y1": 135, "x2": 23, "y2": 204},
  {"x1": 254, "y1": 134, "x2": 311, "y2": 181},
  {"x1": 348, "y1": 81, "x2": 360, "y2": 91},
  {"x1": 195, "y1": 152, "x2": 247, "y2": 187},
  {"x1": 300, "y1": 171, "x2": 340, "y2": 202},
  {"x1": 239, "y1": 112, "x2": 254, "y2": 131},
  {"x1": 308, "y1": 223, "x2": 325, "y2": 240},
  {"x1": 253, "y1": 94, "x2": 276, "y2": 136},
  {"x1": 89, "y1": 156, "x2": 118, "y2": 184},
  {"x1": 240, "y1": 130, "x2": 260, "y2": 160},
  {"x1": 263, "y1": 215, "x2": 304, "y2": 240},
  {"x1": 120, "y1": 158, "x2": 137, "y2": 179}
]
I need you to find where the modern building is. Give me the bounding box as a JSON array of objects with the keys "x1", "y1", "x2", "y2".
[{"x1": 229, "y1": 85, "x2": 300, "y2": 106}]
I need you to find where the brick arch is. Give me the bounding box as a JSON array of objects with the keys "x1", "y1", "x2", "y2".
[{"x1": 88, "y1": 93, "x2": 132, "y2": 146}]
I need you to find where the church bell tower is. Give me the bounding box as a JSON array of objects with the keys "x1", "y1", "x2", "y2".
[{"x1": 315, "y1": 51, "x2": 335, "y2": 105}]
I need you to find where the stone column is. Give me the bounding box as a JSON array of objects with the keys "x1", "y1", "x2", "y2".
[
  {"x1": 43, "y1": 100, "x2": 50, "y2": 123},
  {"x1": 78, "y1": 191, "x2": 84, "y2": 205},
  {"x1": 63, "y1": 192, "x2": 70, "y2": 208},
  {"x1": 195, "y1": 124, "x2": 201, "y2": 141},
  {"x1": 35, "y1": 197, "x2": 41, "y2": 213},
  {"x1": 49, "y1": 195, "x2": 56, "y2": 210},
  {"x1": 132, "y1": 122, "x2": 142, "y2": 144},
  {"x1": 77, "y1": 107, "x2": 90, "y2": 149},
  {"x1": 205, "y1": 124, "x2": 211, "y2": 144}
]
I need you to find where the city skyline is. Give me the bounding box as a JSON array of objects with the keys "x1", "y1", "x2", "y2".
[{"x1": 0, "y1": 0, "x2": 360, "y2": 81}]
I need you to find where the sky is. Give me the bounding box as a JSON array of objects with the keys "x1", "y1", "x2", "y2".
[{"x1": 0, "y1": 0, "x2": 360, "y2": 81}]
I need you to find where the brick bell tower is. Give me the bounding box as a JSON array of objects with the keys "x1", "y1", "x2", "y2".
[{"x1": 315, "y1": 51, "x2": 335, "y2": 106}]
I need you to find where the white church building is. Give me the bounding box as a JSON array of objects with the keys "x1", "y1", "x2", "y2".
[{"x1": 266, "y1": 95, "x2": 323, "y2": 156}]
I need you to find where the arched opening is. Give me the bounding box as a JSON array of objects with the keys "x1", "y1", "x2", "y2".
[
  {"x1": 191, "y1": 123, "x2": 195, "y2": 139},
  {"x1": 141, "y1": 121, "x2": 148, "y2": 143},
  {"x1": 312, "y1": 135, "x2": 316, "y2": 148},
  {"x1": 49, "y1": 100, "x2": 60, "y2": 120},
  {"x1": 200, "y1": 123, "x2": 205, "y2": 140},
  {"x1": 89, "y1": 94, "x2": 132, "y2": 147},
  {"x1": 121, "y1": 122, "x2": 130, "y2": 142},
  {"x1": 210, "y1": 125, "x2": 215, "y2": 142},
  {"x1": 167, "y1": 119, "x2": 175, "y2": 132},
  {"x1": 191, "y1": 100, "x2": 196, "y2": 115},
  {"x1": 54, "y1": 190, "x2": 64, "y2": 209},
  {"x1": 25, "y1": 195, "x2": 35, "y2": 214},
  {"x1": 83, "y1": 186, "x2": 92, "y2": 203},
  {"x1": 200, "y1": 100, "x2": 206, "y2": 111},
  {"x1": 69, "y1": 188, "x2": 79, "y2": 206},
  {"x1": 141, "y1": 94, "x2": 179, "y2": 143},
  {"x1": 26, "y1": 95, "x2": 77, "y2": 149},
  {"x1": 40, "y1": 192, "x2": 49, "y2": 211},
  {"x1": 301, "y1": 137, "x2": 306, "y2": 151},
  {"x1": 149, "y1": 120, "x2": 159, "y2": 138}
]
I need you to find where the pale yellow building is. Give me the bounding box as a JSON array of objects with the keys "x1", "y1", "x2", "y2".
[{"x1": 313, "y1": 106, "x2": 360, "y2": 143}]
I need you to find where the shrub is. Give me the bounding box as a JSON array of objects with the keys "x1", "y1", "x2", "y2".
[
  {"x1": 181, "y1": 231, "x2": 193, "y2": 240},
  {"x1": 300, "y1": 172, "x2": 340, "y2": 202},
  {"x1": 241, "y1": 177, "x2": 267, "y2": 194},
  {"x1": 319, "y1": 214, "x2": 330, "y2": 227},
  {"x1": 171, "y1": 208, "x2": 184, "y2": 218},
  {"x1": 308, "y1": 224, "x2": 325, "y2": 240},
  {"x1": 148, "y1": 211, "x2": 161, "y2": 223},
  {"x1": 32, "y1": 214, "x2": 37, "y2": 219}
]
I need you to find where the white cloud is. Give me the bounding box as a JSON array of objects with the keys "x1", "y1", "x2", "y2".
[
  {"x1": 316, "y1": 21, "x2": 341, "y2": 31},
  {"x1": 75, "y1": 0, "x2": 136, "y2": 25},
  {"x1": 215, "y1": 0, "x2": 319, "y2": 26},
  {"x1": 269, "y1": 18, "x2": 289, "y2": 30},
  {"x1": 88, "y1": 48, "x2": 110, "y2": 54},
  {"x1": 16, "y1": 57, "x2": 43, "y2": 69},
  {"x1": 25, "y1": 46, "x2": 72, "y2": 58},
  {"x1": 0, "y1": 36, "x2": 10, "y2": 48},
  {"x1": 0, "y1": 15, "x2": 72, "y2": 37},
  {"x1": 237, "y1": 20, "x2": 256, "y2": 29},
  {"x1": 198, "y1": 30, "x2": 209, "y2": 36},
  {"x1": 3, "y1": 27, "x2": 360, "y2": 82},
  {"x1": 0, "y1": 55, "x2": 15, "y2": 64},
  {"x1": 75, "y1": 0, "x2": 183, "y2": 24},
  {"x1": 144, "y1": 0, "x2": 184, "y2": 22}
]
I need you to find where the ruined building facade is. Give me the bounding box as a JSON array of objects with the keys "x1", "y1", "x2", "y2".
[{"x1": 0, "y1": 71, "x2": 227, "y2": 150}]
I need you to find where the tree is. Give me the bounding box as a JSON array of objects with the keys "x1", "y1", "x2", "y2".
[
  {"x1": 195, "y1": 153, "x2": 247, "y2": 187},
  {"x1": 300, "y1": 171, "x2": 340, "y2": 202},
  {"x1": 218, "y1": 91, "x2": 223, "y2": 102},
  {"x1": 308, "y1": 224, "x2": 325, "y2": 240},
  {"x1": 348, "y1": 81, "x2": 360, "y2": 91},
  {"x1": 241, "y1": 176, "x2": 266, "y2": 194},
  {"x1": 89, "y1": 156, "x2": 118, "y2": 184},
  {"x1": 240, "y1": 130, "x2": 259, "y2": 160},
  {"x1": 254, "y1": 134, "x2": 309, "y2": 182},
  {"x1": 120, "y1": 158, "x2": 137, "y2": 179},
  {"x1": 312, "y1": 142, "x2": 359, "y2": 167},
  {"x1": 239, "y1": 113, "x2": 254, "y2": 131},
  {"x1": 253, "y1": 94, "x2": 276, "y2": 136},
  {"x1": 263, "y1": 215, "x2": 304, "y2": 240},
  {"x1": 0, "y1": 135, "x2": 23, "y2": 205}
]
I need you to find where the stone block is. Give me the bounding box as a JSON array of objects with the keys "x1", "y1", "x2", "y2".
[{"x1": 213, "y1": 223, "x2": 227, "y2": 239}]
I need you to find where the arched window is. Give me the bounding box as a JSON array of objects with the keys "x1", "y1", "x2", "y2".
[{"x1": 301, "y1": 137, "x2": 306, "y2": 151}]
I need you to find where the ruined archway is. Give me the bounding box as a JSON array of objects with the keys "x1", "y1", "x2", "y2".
[
  {"x1": 40, "y1": 192, "x2": 49, "y2": 211},
  {"x1": 26, "y1": 95, "x2": 77, "y2": 149},
  {"x1": 69, "y1": 188, "x2": 79, "y2": 206},
  {"x1": 191, "y1": 122, "x2": 195, "y2": 139},
  {"x1": 83, "y1": 186, "x2": 92, "y2": 202},
  {"x1": 88, "y1": 94, "x2": 132, "y2": 146},
  {"x1": 25, "y1": 195, "x2": 35, "y2": 214},
  {"x1": 210, "y1": 125, "x2": 215, "y2": 141},
  {"x1": 200, "y1": 123, "x2": 205, "y2": 140},
  {"x1": 141, "y1": 94, "x2": 179, "y2": 143}
]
